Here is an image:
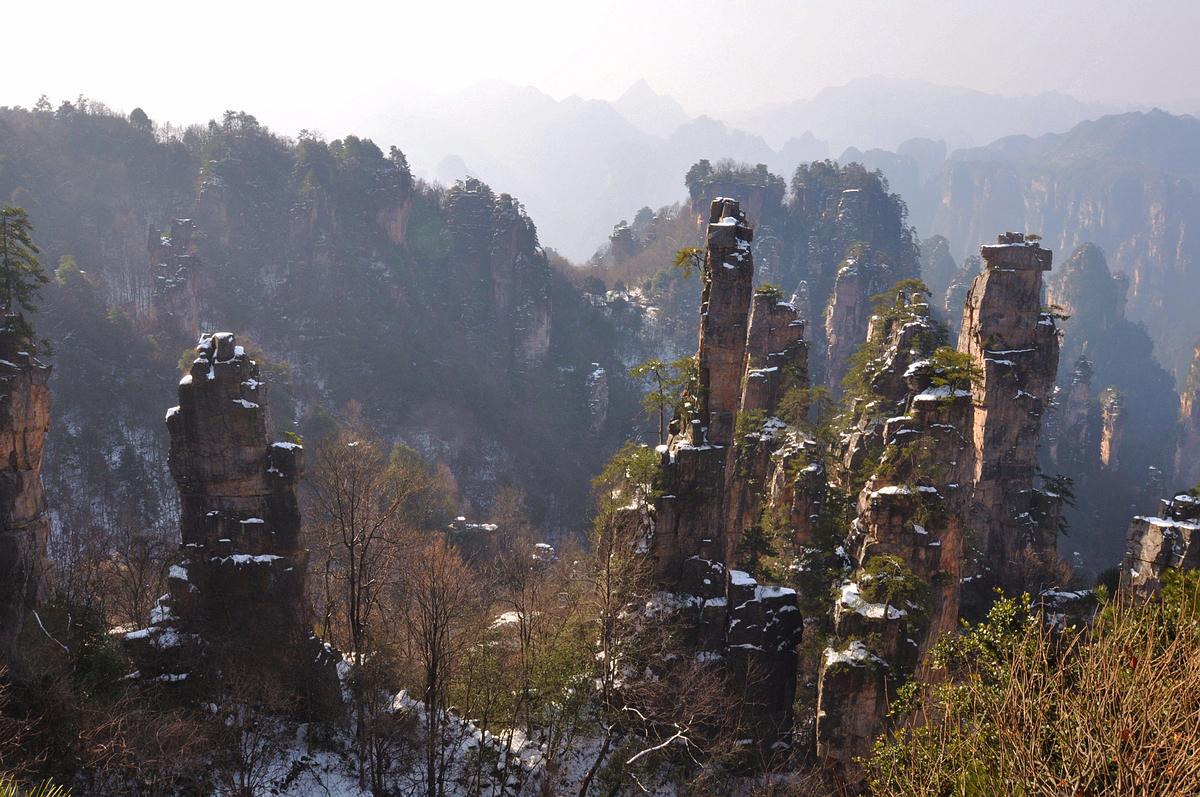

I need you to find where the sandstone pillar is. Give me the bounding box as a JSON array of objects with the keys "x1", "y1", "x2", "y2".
[
  {"x1": 697, "y1": 198, "x2": 754, "y2": 447},
  {"x1": 958, "y1": 233, "x2": 1060, "y2": 586},
  {"x1": 0, "y1": 354, "x2": 50, "y2": 663}
]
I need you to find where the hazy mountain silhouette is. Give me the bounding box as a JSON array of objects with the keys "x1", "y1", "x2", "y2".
[
  {"x1": 358, "y1": 80, "x2": 785, "y2": 259},
  {"x1": 730, "y1": 75, "x2": 1125, "y2": 154},
  {"x1": 355, "y1": 76, "x2": 1126, "y2": 260},
  {"x1": 612, "y1": 78, "x2": 692, "y2": 138},
  {"x1": 921, "y1": 110, "x2": 1200, "y2": 382}
]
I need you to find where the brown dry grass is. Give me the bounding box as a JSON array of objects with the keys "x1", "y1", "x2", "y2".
[{"x1": 870, "y1": 577, "x2": 1200, "y2": 796}]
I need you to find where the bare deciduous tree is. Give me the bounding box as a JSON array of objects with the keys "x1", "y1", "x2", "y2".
[
  {"x1": 398, "y1": 537, "x2": 483, "y2": 797},
  {"x1": 305, "y1": 405, "x2": 437, "y2": 664}
]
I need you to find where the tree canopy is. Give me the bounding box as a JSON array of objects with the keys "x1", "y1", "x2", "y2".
[{"x1": 0, "y1": 206, "x2": 49, "y2": 344}]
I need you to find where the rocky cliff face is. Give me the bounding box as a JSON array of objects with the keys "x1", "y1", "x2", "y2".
[
  {"x1": 148, "y1": 219, "x2": 199, "y2": 343},
  {"x1": 726, "y1": 290, "x2": 808, "y2": 556},
  {"x1": 1175, "y1": 341, "x2": 1200, "y2": 488},
  {"x1": 0, "y1": 353, "x2": 51, "y2": 663},
  {"x1": 585, "y1": 365, "x2": 608, "y2": 436},
  {"x1": 942, "y1": 256, "x2": 980, "y2": 338},
  {"x1": 1099, "y1": 389, "x2": 1127, "y2": 472},
  {"x1": 448, "y1": 179, "x2": 553, "y2": 369},
  {"x1": 824, "y1": 254, "x2": 894, "y2": 392},
  {"x1": 685, "y1": 162, "x2": 919, "y2": 389},
  {"x1": 650, "y1": 199, "x2": 756, "y2": 584},
  {"x1": 814, "y1": 233, "x2": 1062, "y2": 787},
  {"x1": 164, "y1": 332, "x2": 308, "y2": 641},
  {"x1": 1121, "y1": 493, "x2": 1200, "y2": 600},
  {"x1": 815, "y1": 293, "x2": 972, "y2": 784},
  {"x1": 127, "y1": 333, "x2": 333, "y2": 694},
  {"x1": 925, "y1": 111, "x2": 1200, "y2": 382},
  {"x1": 692, "y1": 178, "x2": 786, "y2": 231},
  {"x1": 697, "y1": 198, "x2": 755, "y2": 448},
  {"x1": 1049, "y1": 355, "x2": 1093, "y2": 470}
]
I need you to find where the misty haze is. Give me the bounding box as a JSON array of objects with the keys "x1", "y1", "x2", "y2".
[{"x1": 0, "y1": 2, "x2": 1199, "y2": 795}]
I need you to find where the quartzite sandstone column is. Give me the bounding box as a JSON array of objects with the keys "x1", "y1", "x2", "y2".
[
  {"x1": 958, "y1": 233, "x2": 1060, "y2": 588},
  {"x1": 165, "y1": 333, "x2": 309, "y2": 649},
  {"x1": 697, "y1": 198, "x2": 755, "y2": 448},
  {"x1": 0, "y1": 353, "x2": 50, "y2": 663}
]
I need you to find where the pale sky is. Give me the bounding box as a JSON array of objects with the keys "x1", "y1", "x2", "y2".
[{"x1": 8, "y1": 0, "x2": 1198, "y2": 137}]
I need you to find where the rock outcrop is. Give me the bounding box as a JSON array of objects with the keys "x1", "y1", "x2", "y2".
[
  {"x1": 652, "y1": 199, "x2": 756, "y2": 585},
  {"x1": 148, "y1": 219, "x2": 199, "y2": 343},
  {"x1": 1175, "y1": 339, "x2": 1200, "y2": 488},
  {"x1": 448, "y1": 179, "x2": 553, "y2": 369},
  {"x1": 816, "y1": 293, "x2": 972, "y2": 784},
  {"x1": 942, "y1": 255, "x2": 980, "y2": 338},
  {"x1": 697, "y1": 198, "x2": 755, "y2": 448},
  {"x1": 922, "y1": 111, "x2": 1200, "y2": 381},
  {"x1": 164, "y1": 333, "x2": 310, "y2": 644},
  {"x1": 127, "y1": 334, "x2": 335, "y2": 701},
  {"x1": 0, "y1": 353, "x2": 51, "y2": 663},
  {"x1": 691, "y1": 175, "x2": 786, "y2": 231},
  {"x1": 1121, "y1": 493, "x2": 1200, "y2": 599},
  {"x1": 726, "y1": 290, "x2": 809, "y2": 557},
  {"x1": 824, "y1": 252, "x2": 894, "y2": 392},
  {"x1": 1050, "y1": 355, "x2": 1093, "y2": 469},
  {"x1": 815, "y1": 233, "x2": 1062, "y2": 786},
  {"x1": 1099, "y1": 389, "x2": 1127, "y2": 472},
  {"x1": 585, "y1": 365, "x2": 608, "y2": 436}
]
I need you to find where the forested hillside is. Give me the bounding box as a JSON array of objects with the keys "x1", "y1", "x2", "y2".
[{"x1": 0, "y1": 101, "x2": 650, "y2": 558}]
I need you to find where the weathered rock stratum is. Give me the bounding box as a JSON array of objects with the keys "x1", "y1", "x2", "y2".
[
  {"x1": 647, "y1": 199, "x2": 803, "y2": 755},
  {"x1": 959, "y1": 234, "x2": 1061, "y2": 588},
  {"x1": 127, "y1": 333, "x2": 335, "y2": 698},
  {"x1": 148, "y1": 219, "x2": 199, "y2": 344},
  {"x1": 1175, "y1": 340, "x2": 1200, "y2": 489},
  {"x1": 815, "y1": 233, "x2": 1063, "y2": 787},
  {"x1": 1121, "y1": 493, "x2": 1200, "y2": 600},
  {"x1": 0, "y1": 352, "x2": 51, "y2": 663}
]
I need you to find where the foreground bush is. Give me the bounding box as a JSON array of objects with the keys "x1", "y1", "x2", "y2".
[
  {"x1": 870, "y1": 573, "x2": 1200, "y2": 796},
  {"x1": 0, "y1": 778, "x2": 67, "y2": 797}
]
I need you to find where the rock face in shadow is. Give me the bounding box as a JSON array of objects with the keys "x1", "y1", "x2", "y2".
[
  {"x1": 1050, "y1": 354, "x2": 1093, "y2": 469},
  {"x1": 148, "y1": 219, "x2": 199, "y2": 344},
  {"x1": 126, "y1": 333, "x2": 336, "y2": 706},
  {"x1": 0, "y1": 353, "x2": 51, "y2": 663},
  {"x1": 824, "y1": 254, "x2": 894, "y2": 392},
  {"x1": 448, "y1": 178, "x2": 553, "y2": 369},
  {"x1": 1175, "y1": 341, "x2": 1200, "y2": 488}
]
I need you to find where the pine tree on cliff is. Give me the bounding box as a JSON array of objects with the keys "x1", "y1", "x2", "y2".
[{"x1": 0, "y1": 206, "x2": 49, "y2": 343}]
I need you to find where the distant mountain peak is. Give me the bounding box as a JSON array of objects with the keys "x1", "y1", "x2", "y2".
[
  {"x1": 618, "y1": 78, "x2": 657, "y2": 101},
  {"x1": 613, "y1": 79, "x2": 691, "y2": 139}
]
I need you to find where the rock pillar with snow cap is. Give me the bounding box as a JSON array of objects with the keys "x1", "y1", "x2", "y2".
[
  {"x1": 958, "y1": 232, "x2": 1061, "y2": 591},
  {"x1": 698, "y1": 198, "x2": 755, "y2": 448},
  {"x1": 129, "y1": 333, "x2": 336, "y2": 704}
]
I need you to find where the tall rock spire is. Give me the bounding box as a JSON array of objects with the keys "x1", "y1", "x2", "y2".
[
  {"x1": 0, "y1": 352, "x2": 51, "y2": 663},
  {"x1": 959, "y1": 233, "x2": 1061, "y2": 586},
  {"x1": 127, "y1": 333, "x2": 336, "y2": 704},
  {"x1": 697, "y1": 198, "x2": 755, "y2": 448}
]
